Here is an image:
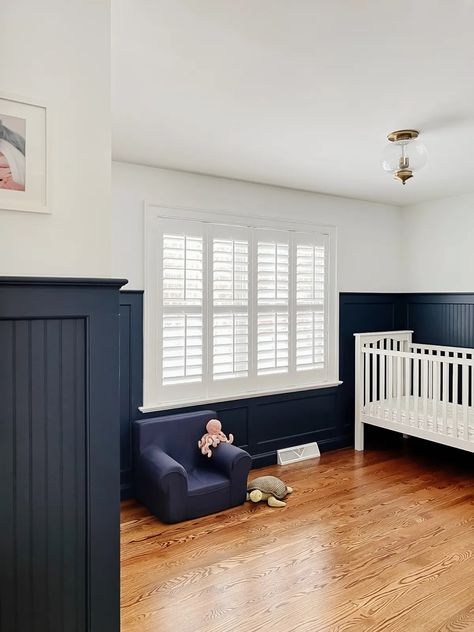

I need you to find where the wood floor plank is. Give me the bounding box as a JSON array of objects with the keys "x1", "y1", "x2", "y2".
[{"x1": 121, "y1": 444, "x2": 474, "y2": 632}]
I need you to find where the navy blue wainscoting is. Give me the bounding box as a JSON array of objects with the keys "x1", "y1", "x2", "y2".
[
  {"x1": 119, "y1": 291, "x2": 143, "y2": 499},
  {"x1": 339, "y1": 293, "x2": 407, "y2": 439},
  {"x1": 0, "y1": 277, "x2": 126, "y2": 632},
  {"x1": 119, "y1": 291, "x2": 407, "y2": 499},
  {"x1": 405, "y1": 293, "x2": 474, "y2": 348}
]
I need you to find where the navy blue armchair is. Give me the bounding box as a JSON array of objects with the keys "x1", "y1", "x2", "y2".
[{"x1": 133, "y1": 410, "x2": 252, "y2": 523}]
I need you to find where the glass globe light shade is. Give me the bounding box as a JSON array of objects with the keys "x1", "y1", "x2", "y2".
[{"x1": 381, "y1": 139, "x2": 428, "y2": 174}]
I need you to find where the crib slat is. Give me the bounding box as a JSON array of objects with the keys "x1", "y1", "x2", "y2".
[
  {"x1": 462, "y1": 363, "x2": 468, "y2": 440},
  {"x1": 414, "y1": 356, "x2": 419, "y2": 426},
  {"x1": 422, "y1": 357, "x2": 428, "y2": 430},
  {"x1": 404, "y1": 355, "x2": 410, "y2": 425},
  {"x1": 442, "y1": 358, "x2": 448, "y2": 429},
  {"x1": 452, "y1": 357, "x2": 458, "y2": 436},
  {"x1": 397, "y1": 355, "x2": 402, "y2": 424},
  {"x1": 432, "y1": 360, "x2": 439, "y2": 432},
  {"x1": 364, "y1": 348, "x2": 369, "y2": 410},
  {"x1": 380, "y1": 344, "x2": 386, "y2": 402},
  {"x1": 387, "y1": 349, "x2": 393, "y2": 421},
  {"x1": 370, "y1": 350, "x2": 375, "y2": 415}
]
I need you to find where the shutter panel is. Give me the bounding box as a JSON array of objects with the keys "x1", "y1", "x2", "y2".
[
  {"x1": 257, "y1": 311, "x2": 289, "y2": 374},
  {"x1": 161, "y1": 230, "x2": 204, "y2": 387},
  {"x1": 295, "y1": 243, "x2": 325, "y2": 305},
  {"x1": 256, "y1": 235, "x2": 289, "y2": 376},
  {"x1": 163, "y1": 234, "x2": 203, "y2": 306},
  {"x1": 295, "y1": 240, "x2": 326, "y2": 372},
  {"x1": 213, "y1": 313, "x2": 248, "y2": 379},
  {"x1": 212, "y1": 238, "x2": 248, "y2": 306},
  {"x1": 296, "y1": 311, "x2": 324, "y2": 370},
  {"x1": 211, "y1": 232, "x2": 249, "y2": 382},
  {"x1": 162, "y1": 313, "x2": 203, "y2": 383},
  {"x1": 257, "y1": 241, "x2": 289, "y2": 304}
]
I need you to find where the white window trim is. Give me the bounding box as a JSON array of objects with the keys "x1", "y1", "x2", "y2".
[{"x1": 142, "y1": 202, "x2": 340, "y2": 412}]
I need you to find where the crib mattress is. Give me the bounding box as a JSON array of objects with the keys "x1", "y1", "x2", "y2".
[{"x1": 364, "y1": 396, "x2": 474, "y2": 441}]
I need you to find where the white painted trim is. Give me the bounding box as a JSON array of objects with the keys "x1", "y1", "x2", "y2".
[{"x1": 139, "y1": 380, "x2": 343, "y2": 413}]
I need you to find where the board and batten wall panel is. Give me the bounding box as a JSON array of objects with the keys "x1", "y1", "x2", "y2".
[{"x1": 0, "y1": 277, "x2": 125, "y2": 632}]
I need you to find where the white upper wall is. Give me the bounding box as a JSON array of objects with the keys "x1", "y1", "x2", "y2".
[
  {"x1": 0, "y1": 0, "x2": 111, "y2": 277},
  {"x1": 112, "y1": 161, "x2": 402, "y2": 292},
  {"x1": 401, "y1": 192, "x2": 474, "y2": 292}
]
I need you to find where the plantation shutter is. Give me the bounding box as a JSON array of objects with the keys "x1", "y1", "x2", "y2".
[
  {"x1": 210, "y1": 225, "x2": 250, "y2": 392},
  {"x1": 294, "y1": 233, "x2": 327, "y2": 375},
  {"x1": 256, "y1": 231, "x2": 290, "y2": 377},
  {"x1": 156, "y1": 219, "x2": 206, "y2": 402},
  {"x1": 146, "y1": 211, "x2": 333, "y2": 409}
]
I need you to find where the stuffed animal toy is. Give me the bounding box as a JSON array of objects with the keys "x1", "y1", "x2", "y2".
[
  {"x1": 247, "y1": 476, "x2": 293, "y2": 507},
  {"x1": 198, "y1": 419, "x2": 234, "y2": 458}
]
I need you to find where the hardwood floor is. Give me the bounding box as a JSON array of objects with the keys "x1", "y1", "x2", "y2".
[{"x1": 121, "y1": 443, "x2": 474, "y2": 632}]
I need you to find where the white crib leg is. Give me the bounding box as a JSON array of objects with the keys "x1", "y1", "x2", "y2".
[{"x1": 355, "y1": 419, "x2": 365, "y2": 451}]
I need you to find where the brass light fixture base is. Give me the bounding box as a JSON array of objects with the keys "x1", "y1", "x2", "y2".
[
  {"x1": 387, "y1": 129, "x2": 419, "y2": 142},
  {"x1": 394, "y1": 169, "x2": 413, "y2": 185}
]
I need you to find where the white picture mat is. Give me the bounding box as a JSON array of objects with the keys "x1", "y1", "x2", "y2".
[{"x1": 0, "y1": 96, "x2": 48, "y2": 213}]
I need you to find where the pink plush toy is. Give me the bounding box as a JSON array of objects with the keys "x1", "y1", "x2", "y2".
[{"x1": 198, "y1": 419, "x2": 234, "y2": 458}]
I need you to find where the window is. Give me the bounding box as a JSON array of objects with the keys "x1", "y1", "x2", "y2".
[{"x1": 143, "y1": 206, "x2": 337, "y2": 410}]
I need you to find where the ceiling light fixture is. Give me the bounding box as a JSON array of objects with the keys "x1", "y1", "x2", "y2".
[{"x1": 381, "y1": 129, "x2": 427, "y2": 185}]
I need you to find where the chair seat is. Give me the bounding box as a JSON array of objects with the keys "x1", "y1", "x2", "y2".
[{"x1": 187, "y1": 467, "x2": 230, "y2": 496}]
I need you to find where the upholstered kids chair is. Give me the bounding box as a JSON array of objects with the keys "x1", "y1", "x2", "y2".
[{"x1": 133, "y1": 410, "x2": 251, "y2": 523}]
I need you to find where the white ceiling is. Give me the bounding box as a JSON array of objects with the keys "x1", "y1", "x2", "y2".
[{"x1": 112, "y1": 0, "x2": 474, "y2": 206}]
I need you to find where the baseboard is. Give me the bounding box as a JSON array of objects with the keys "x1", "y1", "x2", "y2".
[{"x1": 249, "y1": 435, "x2": 353, "y2": 471}]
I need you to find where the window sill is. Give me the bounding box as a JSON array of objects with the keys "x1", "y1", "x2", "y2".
[{"x1": 139, "y1": 379, "x2": 343, "y2": 414}]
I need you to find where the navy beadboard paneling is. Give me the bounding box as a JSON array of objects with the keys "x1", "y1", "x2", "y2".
[
  {"x1": 119, "y1": 291, "x2": 143, "y2": 498},
  {"x1": 0, "y1": 277, "x2": 125, "y2": 632},
  {"x1": 406, "y1": 294, "x2": 474, "y2": 348},
  {"x1": 119, "y1": 291, "x2": 405, "y2": 498},
  {"x1": 119, "y1": 291, "x2": 474, "y2": 499},
  {"x1": 339, "y1": 293, "x2": 406, "y2": 436}
]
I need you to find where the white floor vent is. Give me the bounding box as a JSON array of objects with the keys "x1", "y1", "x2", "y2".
[{"x1": 277, "y1": 442, "x2": 320, "y2": 465}]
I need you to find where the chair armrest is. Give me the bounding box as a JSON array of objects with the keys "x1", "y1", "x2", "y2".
[
  {"x1": 139, "y1": 446, "x2": 187, "y2": 494},
  {"x1": 212, "y1": 443, "x2": 251, "y2": 477}
]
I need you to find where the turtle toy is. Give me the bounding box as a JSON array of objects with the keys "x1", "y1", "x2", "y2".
[{"x1": 246, "y1": 475, "x2": 293, "y2": 508}]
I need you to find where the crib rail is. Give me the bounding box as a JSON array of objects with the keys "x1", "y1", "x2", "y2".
[{"x1": 354, "y1": 331, "x2": 474, "y2": 453}]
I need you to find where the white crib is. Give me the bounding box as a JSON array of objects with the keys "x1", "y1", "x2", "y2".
[{"x1": 354, "y1": 330, "x2": 474, "y2": 453}]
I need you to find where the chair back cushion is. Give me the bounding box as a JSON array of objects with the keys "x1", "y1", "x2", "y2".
[{"x1": 134, "y1": 410, "x2": 217, "y2": 470}]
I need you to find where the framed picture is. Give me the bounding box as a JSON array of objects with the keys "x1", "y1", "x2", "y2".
[{"x1": 0, "y1": 95, "x2": 49, "y2": 213}]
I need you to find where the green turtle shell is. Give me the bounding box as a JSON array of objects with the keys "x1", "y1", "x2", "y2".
[{"x1": 247, "y1": 475, "x2": 288, "y2": 500}]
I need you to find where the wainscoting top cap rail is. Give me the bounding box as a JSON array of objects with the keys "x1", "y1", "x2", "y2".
[
  {"x1": 0, "y1": 276, "x2": 128, "y2": 287},
  {"x1": 353, "y1": 330, "x2": 414, "y2": 337}
]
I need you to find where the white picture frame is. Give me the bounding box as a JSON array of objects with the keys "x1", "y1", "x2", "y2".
[{"x1": 0, "y1": 94, "x2": 49, "y2": 214}]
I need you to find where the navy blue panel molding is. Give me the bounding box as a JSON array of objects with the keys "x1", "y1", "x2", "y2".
[
  {"x1": 0, "y1": 277, "x2": 126, "y2": 632},
  {"x1": 120, "y1": 291, "x2": 407, "y2": 498},
  {"x1": 119, "y1": 291, "x2": 474, "y2": 500}
]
